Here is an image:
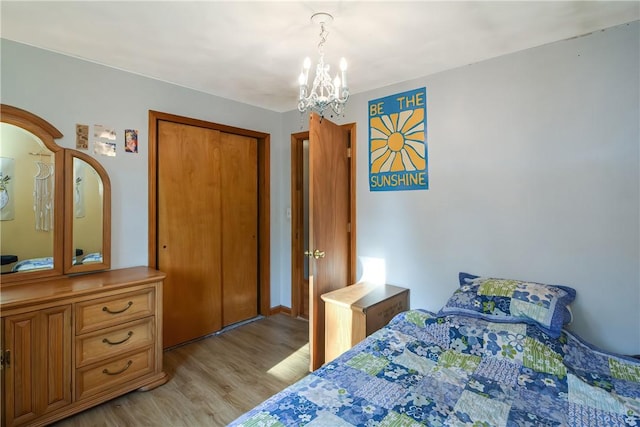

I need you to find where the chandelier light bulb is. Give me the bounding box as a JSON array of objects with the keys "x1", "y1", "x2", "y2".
[
  {"x1": 333, "y1": 75, "x2": 341, "y2": 98},
  {"x1": 301, "y1": 57, "x2": 311, "y2": 87}
]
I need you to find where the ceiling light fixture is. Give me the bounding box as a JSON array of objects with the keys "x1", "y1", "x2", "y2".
[{"x1": 297, "y1": 12, "x2": 349, "y2": 117}]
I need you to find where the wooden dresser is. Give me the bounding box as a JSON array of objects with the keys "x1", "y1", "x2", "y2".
[
  {"x1": 0, "y1": 267, "x2": 167, "y2": 427},
  {"x1": 321, "y1": 282, "x2": 409, "y2": 363}
]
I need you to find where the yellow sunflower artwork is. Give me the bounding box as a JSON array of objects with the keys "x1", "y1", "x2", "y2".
[{"x1": 369, "y1": 87, "x2": 428, "y2": 191}]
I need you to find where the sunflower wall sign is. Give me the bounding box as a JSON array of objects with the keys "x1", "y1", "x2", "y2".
[{"x1": 369, "y1": 87, "x2": 428, "y2": 191}]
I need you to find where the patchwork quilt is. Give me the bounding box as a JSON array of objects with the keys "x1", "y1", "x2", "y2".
[
  {"x1": 230, "y1": 310, "x2": 640, "y2": 427},
  {"x1": 11, "y1": 256, "x2": 54, "y2": 272}
]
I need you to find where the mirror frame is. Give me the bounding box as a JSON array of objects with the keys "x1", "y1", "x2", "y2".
[
  {"x1": 64, "y1": 149, "x2": 111, "y2": 274},
  {"x1": 0, "y1": 105, "x2": 65, "y2": 284},
  {"x1": 0, "y1": 104, "x2": 111, "y2": 284}
]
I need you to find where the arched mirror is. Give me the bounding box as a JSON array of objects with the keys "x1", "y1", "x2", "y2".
[
  {"x1": 64, "y1": 149, "x2": 111, "y2": 273},
  {"x1": 0, "y1": 105, "x2": 64, "y2": 283},
  {"x1": 0, "y1": 104, "x2": 111, "y2": 284}
]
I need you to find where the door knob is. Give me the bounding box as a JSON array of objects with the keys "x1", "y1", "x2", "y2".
[{"x1": 304, "y1": 249, "x2": 326, "y2": 259}]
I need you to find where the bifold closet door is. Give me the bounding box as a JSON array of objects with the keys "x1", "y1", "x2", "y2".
[
  {"x1": 158, "y1": 121, "x2": 223, "y2": 348},
  {"x1": 157, "y1": 121, "x2": 259, "y2": 349},
  {"x1": 220, "y1": 132, "x2": 258, "y2": 327}
]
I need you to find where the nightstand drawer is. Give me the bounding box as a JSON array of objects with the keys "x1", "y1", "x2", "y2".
[
  {"x1": 75, "y1": 288, "x2": 155, "y2": 334},
  {"x1": 76, "y1": 346, "x2": 155, "y2": 400},
  {"x1": 76, "y1": 317, "x2": 155, "y2": 367}
]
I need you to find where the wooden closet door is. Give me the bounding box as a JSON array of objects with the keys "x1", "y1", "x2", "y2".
[
  {"x1": 158, "y1": 121, "x2": 223, "y2": 348},
  {"x1": 220, "y1": 132, "x2": 258, "y2": 326}
]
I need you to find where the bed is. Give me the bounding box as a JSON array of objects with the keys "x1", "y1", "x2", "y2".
[
  {"x1": 79, "y1": 252, "x2": 102, "y2": 264},
  {"x1": 11, "y1": 256, "x2": 54, "y2": 272},
  {"x1": 230, "y1": 273, "x2": 640, "y2": 426},
  {"x1": 11, "y1": 252, "x2": 102, "y2": 272}
]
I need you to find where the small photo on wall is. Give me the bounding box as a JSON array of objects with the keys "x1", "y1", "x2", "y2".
[
  {"x1": 94, "y1": 141, "x2": 116, "y2": 157},
  {"x1": 125, "y1": 129, "x2": 138, "y2": 153},
  {"x1": 94, "y1": 124, "x2": 116, "y2": 140},
  {"x1": 76, "y1": 124, "x2": 89, "y2": 150}
]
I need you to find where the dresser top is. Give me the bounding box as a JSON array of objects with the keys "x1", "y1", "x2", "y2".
[
  {"x1": 321, "y1": 282, "x2": 409, "y2": 313},
  {"x1": 1, "y1": 266, "x2": 165, "y2": 310}
]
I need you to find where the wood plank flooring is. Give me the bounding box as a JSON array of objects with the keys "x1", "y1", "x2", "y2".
[{"x1": 53, "y1": 314, "x2": 309, "y2": 426}]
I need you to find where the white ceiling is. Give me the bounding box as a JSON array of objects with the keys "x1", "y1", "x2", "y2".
[{"x1": 2, "y1": 1, "x2": 638, "y2": 112}]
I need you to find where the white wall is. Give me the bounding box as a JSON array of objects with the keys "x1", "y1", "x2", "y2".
[
  {"x1": 282, "y1": 21, "x2": 639, "y2": 355},
  {"x1": 0, "y1": 39, "x2": 289, "y2": 308},
  {"x1": 2, "y1": 20, "x2": 638, "y2": 355}
]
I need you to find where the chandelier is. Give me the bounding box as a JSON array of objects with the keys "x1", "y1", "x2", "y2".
[{"x1": 297, "y1": 12, "x2": 349, "y2": 116}]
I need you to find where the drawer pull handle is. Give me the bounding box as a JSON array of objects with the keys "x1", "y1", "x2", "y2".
[
  {"x1": 103, "y1": 360, "x2": 132, "y2": 376},
  {"x1": 102, "y1": 301, "x2": 133, "y2": 314},
  {"x1": 103, "y1": 331, "x2": 134, "y2": 345}
]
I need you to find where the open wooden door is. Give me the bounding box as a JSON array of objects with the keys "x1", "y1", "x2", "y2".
[{"x1": 308, "y1": 113, "x2": 352, "y2": 371}]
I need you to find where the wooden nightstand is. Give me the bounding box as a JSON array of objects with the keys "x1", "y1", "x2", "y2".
[{"x1": 321, "y1": 282, "x2": 409, "y2": 363}]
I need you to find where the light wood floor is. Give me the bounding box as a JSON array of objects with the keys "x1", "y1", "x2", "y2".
[{"x1": 53, "y1": 314, "x2": 309, "y2": 427}]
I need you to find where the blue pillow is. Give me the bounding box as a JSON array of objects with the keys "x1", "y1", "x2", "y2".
[{"x1": 437, "y1": 272, "x2": 576, "y2": 338}]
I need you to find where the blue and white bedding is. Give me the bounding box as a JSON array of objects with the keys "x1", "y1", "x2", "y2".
[
  {"x1": 80, "y1": 252, "x2": 102, "y2": 264},
  {"x1": 10, "y1": 252, "x2": 101, "y2": 272},
  {"x1": 11, "y1": 256, "x2": 53, "y2": 272},
  {"x1": 231, "y1": 309, "x2": 640, "y2": 426}
]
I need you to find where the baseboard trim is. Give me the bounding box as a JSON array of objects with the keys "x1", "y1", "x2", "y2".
[{"x1": 270, "y1": 305, "x2": 292, "y2": 315}]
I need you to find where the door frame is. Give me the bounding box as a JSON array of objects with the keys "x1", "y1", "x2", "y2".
[
  {"x1": 148, "y1": 110, "x2": 271, "y2": 316},
  {"x1": 290, "y1": 122, "x2": 357, "y2": 318}
]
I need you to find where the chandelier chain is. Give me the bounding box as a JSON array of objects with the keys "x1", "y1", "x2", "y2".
[{"x1": 318, "y1": 23, "x2": 328, "y2": 55}]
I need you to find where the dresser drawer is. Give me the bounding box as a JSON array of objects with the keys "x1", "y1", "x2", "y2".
[
  {"x1": 75, "y1": 288, "x2": 155, "y2": 334},
  {"x1": 76, "y1": 317, "x2": 155, "y2": 368},
  {"x1": 76, "y1": 346, "x2": 155, "y2": 400}
]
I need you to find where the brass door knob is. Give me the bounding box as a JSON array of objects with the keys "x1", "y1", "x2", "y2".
[{"x1": 304, "y1": 249, "x2": 326, "y2": 259}]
